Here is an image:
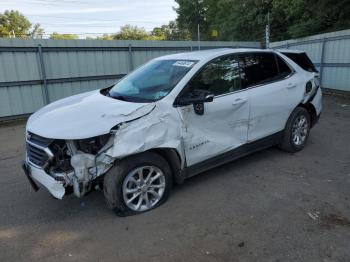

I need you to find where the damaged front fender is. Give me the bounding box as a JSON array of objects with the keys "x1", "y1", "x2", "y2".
[{"x1": 106, "y1": 103, "x2": 184, "y2": 163}]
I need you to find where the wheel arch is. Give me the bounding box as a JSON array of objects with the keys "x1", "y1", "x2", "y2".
[
  {"x1": 114, "y1": 147, "x2": 185, "y2": 185},
  {"x1": 298, "y1": 102, "x2": 317, "y2": 127},
  {"x1": 150, "y1": 148, "x2": 185, "y2": 184}
]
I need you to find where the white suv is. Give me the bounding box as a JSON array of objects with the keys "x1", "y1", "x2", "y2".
[{"x1": 22, "y1": 48, "x2": 322, "y2": 216}]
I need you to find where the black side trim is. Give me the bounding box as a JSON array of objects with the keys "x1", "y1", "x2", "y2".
[
  {"x1": 307, "y1": 85, "x2": 320, "y2": 103},
  {"x1": 184, "y1": 131, "x2": 283, "y2": 178}
]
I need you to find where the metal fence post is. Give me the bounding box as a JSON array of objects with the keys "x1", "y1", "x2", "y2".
[
  {"x1": 128, "y1": 44, "x2": 134, "y2": 72},
  {"x1": 319, "y1": 38, "x2": 327, "y2": 87},
  {"x1": 37, "y1": 44, "x2": 49, "y2": 105}
]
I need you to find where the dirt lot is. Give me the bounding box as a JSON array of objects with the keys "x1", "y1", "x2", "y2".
[{"x1": 0, "y1": 94, "x2": 349, "y2": 262}]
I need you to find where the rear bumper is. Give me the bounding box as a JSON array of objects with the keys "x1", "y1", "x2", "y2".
[
  {"x1": 313, "y1": 112, "x2": 321, "y2": 127},
  {"x1": 22, "y1": 160, "x2": 65, "y2": 199},
  {"x1": 311, "y1": 86, "x2": 322, "y2": 116}
]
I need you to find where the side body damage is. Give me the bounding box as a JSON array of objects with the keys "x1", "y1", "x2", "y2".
[
  {"x1": 22, "y1": 48, "x2": 323, "y2": 205},
  {"x1": 25, "y1": 100, "x2": 185, "y2": 199}
]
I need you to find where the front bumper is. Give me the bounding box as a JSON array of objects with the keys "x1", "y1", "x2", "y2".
[{"x1": 22, "y1": 161, "x2": 65, "y2": 199}]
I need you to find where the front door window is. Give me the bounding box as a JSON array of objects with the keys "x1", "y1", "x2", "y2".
[{"x1": 183, "y1": 55, "x2": 244, "y2": 97}]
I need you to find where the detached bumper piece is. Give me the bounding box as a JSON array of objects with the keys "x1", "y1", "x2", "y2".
[{"x1": 21, "y1": 161, "x2": 66, "y2": 199}]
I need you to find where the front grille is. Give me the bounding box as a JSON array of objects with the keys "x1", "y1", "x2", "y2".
[
  {"x1": 26, "y1": 133, "x2": 53, "y2": 168},
  {"x1": 27, "y1": 143, "x2": 49, "y2": 167},
  {"x1": 27, "y1": 132, "x2": 53, "y2": 147}
]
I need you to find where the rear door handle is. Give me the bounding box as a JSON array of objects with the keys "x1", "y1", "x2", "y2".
[
  {"x1": 286, "y1": 83, "x2": 297, "y2": 89},
  {"x1": 232, "y1": 98, "x2": 247, "y2": 105}
]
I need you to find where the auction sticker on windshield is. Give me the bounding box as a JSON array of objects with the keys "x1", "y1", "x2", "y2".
[{"x1": 173, "y1": 61, "x2": 195, "y2": 67}]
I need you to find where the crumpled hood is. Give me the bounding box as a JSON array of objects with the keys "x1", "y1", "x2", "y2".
[{"x1": 27, "y1": 90, "x2": 155, "y2": 139}]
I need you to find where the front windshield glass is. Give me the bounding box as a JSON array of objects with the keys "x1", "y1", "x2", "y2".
[{"x1": 108, "y1": 59, "x2": 197, "y2": 102}]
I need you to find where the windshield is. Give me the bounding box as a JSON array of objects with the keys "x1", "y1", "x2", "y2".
[{"x1": 108, "y1": 59, "x2": 197, "y2": 102}]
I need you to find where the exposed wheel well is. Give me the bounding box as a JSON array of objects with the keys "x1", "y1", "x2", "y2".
[
  {"x1": 149, "y1": 148, "x2": 184, "y2": 184},
  {"x1": 114, "y1": 148, "x2": 184, "y2": 185},
  {"x1": 298, "y1": 103, "x2": 317, "y2": 127}
]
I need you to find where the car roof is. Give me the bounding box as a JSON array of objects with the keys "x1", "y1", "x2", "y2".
[
  {"x1": 275, "y1": 48, "x2": 306, "y2": 54},
  {"x1": 155, "y1": 48, "x2": 273, "y2": 62}
]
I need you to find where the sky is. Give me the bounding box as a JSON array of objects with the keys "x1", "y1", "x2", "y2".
[{"x1": 0, "y1": 0, "x2": 178, "y2": 37}]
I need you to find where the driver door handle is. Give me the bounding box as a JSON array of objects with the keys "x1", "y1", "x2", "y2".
[{"x1": 232, "y1": 98, "x2": 247, "y2": 105}]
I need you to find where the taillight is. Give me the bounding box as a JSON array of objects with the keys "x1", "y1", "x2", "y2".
[{"x1": 305, "y1": 81, "x2": 312, "y2": 93}]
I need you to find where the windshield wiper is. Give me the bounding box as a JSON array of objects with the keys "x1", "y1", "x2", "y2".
[
  {"x1": 108, "y1": 92, "x2": 127, "y2": 101},
  {"x1": 112, "y1": 95, "x2": 126, "y2": 101},
  {"x1": 108, "y1": 91, "x2": 156, "y2": 103}
]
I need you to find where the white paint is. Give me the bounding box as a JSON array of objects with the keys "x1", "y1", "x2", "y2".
[
  {"x1": 27, "y1": 90, "x2": 155, "y2": 139},
  {"x1": 247, "y1": 73, "x2": 303, "y2": 141},
  {"x1": 29, "y1": 164, "x2": 65, "y2": 199},
  {"x1": 24, "y1": 48, "x2": 323, "y2": 199},
  {"x1": 107, "y1": 99, "x2": 184, "y2": 161},
  {"x1": 179, "y1": 93, "x2": 249, "y2": 166}
]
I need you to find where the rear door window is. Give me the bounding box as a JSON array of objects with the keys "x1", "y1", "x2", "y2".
[
  {"x1": 275, "y1": 55, "x2": 293, "y2": 78},
  {"x1": 281, "y1": 52, "x2": 317, "y2": 72},
  {"x1": 239, "y1": 52, "x2": 279, "y2": 88}
]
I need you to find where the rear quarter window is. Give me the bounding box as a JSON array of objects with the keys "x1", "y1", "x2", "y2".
[{"x1": 282, "y1": 52, "x2": 317, "y2": 72}]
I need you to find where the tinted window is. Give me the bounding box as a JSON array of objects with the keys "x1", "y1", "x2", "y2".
[
  {"x1": 185, "y1": 55, "x2": 243, "y2": 96},
  {"x1": 239, "y1": 52, "x2": 279, "y2": 87},
  {"x1": 276, "y1": 55, "x2": 292, "y2": 78},
  {"x1": 282, "y1": 52, "x2": 317, "y2": 72}
]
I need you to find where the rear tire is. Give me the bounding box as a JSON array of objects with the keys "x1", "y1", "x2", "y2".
[
  {"x1": 103, "y1": 152, "x2": 172, "y2": 216},
  {"x1": 279, "y1": 107, "x2": 311, "y2": 153}
]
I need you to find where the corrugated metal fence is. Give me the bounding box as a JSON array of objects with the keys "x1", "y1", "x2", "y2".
[
  {"x1": 0, "y1": 39, "x2": 259, "y2": 119},
  {"x1": 271, "y1": 29, "x2": 350, "y2": 92}
]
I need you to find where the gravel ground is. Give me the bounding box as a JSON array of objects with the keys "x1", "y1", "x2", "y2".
[{"x1": 0, "y1": 93, "x2": 349, "y2": 262}]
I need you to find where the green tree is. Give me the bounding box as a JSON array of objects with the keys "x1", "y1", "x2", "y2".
[
  {"x1": 0, "y1": 10, "x2": 32, "y2": 37},
  {"x1": 151, "y1": 21, "x2": 191, "y2": 40},
  {"x1": 50, "y1": 32, "x2": 79, "y2": 40},
  {"x1": 0, "y1": 10, "x2": 46, "y2": 38},
  {"x1": 94, "y1": 34, "x2": 114, "y2": 40},
  {"x1": 174, "y1": 0, "x2": 211, "y2": 40},
  {"x1": 174, "y1": 0, "x2": 350, "y2": 42},
  {"x1": 112, "y1": 25, "x2": 148, "y2": 40},
  {"x1": 275, "y1": 0, "x2": 350, "y2": 38},
  {"x1": 31, "y1": 23, "x2": 45, "y2": 38}
]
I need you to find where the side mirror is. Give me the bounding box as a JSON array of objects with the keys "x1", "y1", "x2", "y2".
[
  {"x1": 176, "y1": 89, "x2": 214, "y2": 106},
  {"x1": 204, "y1": 93, "x2": 214, "y2": 103}
]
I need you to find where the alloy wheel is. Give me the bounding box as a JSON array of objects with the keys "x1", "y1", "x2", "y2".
[
  {"x1": 291, "y1": 115, "x2": 309, "y2": 146},
  {"x1": 122, "y1": 166, "x2": 166, "y2": 212}
]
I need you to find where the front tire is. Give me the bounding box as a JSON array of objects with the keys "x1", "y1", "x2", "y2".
[
  {"x1": 279, "y1": 107, "x2": 311, "y2": 153},
  {"x1": 103, "y1": 152, "x2": 172, "y2": 216}
]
